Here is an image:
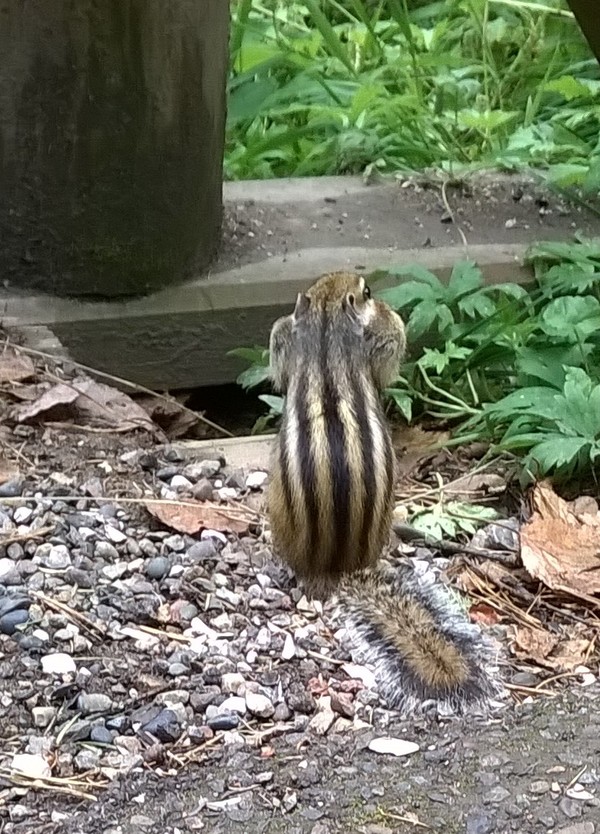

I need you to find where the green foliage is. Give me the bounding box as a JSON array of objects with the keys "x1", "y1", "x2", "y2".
[
  {"x1": 377, "y1": 239, "x2": 600, "y2": 482},
  {"x1": 232, "y1": 240, "x2": 600, "y2": 481},
  {"x1": 409, "y1": 499, "x2": 499, "y2": 540},
  {"x1": 227, "y1": 0, "x2": 599, "y2": 182}
]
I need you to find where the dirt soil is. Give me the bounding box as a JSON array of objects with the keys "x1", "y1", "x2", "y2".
[
  {"x1": 218, "y1": 173, "x2": 600, "y2": 271},
  {"x1": 32, "y1": 690, "x2": 600, "y2": 834}
]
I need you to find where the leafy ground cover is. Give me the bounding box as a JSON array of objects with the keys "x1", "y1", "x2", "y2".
[
  {"x1": 232, "y1": 240, "x2": 600, "y2": 487},
  {"x1": 227, "y1": 0, "x2": 600, "y2": 191}
]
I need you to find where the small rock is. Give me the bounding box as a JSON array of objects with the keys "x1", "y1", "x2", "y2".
[
  {"x1": 78, "y1": 693, "x2": 114, "y2": 714},
  {"x1": 0, "y1": 557, "x2": 21, "y2": 586},
  {"x1": 145, "y1": 556, "x2": 170, "y2": 580},
  {"x1": 282, "y1": 633, "x2": 296, "y2": 660},
  {"x1": 42, "y1": 544, "x2": 71, "y2": 569},
  {"x1": 13, "y1": 506, "x2": 33, "y2": 524},
  {"x1": 368, "y1": 737, "x2": 420, "y2": 757},
  {"x1": 32, "y1": 706, "x2": 57, "y2": 728},
  {"x1": 207, "y1": 712, "x2": 239, "y2": 731},
  {"x1": 221, "y1": 672, "x2": 246, "y2": 695},
  {"x1": 171, "y1": 475, "x2": 193, "y2": 491},
  {"x1": 90, "y1": 726, "x2": 114, "y2": 744},
  {"x1": 102, "y1": 562, "x2": 128, "y2": 581},
  {"x1": 187, "y1": 540, "x2": 217, "y2": 561},
  {"x1": 246, "y1": 471, "x2": 268, "y2": 489},
  {"x1": 530, "y1": 780, "x2": 550, "y2": 795},
  {"x1": 559, "y1": 798, "x2": 585, "y2": 819},
  {"x1": 94, "y1": 541, "x2": 119, "y2": 561},
  {"x1": 74, "y1": 748, "x2": 102, "y2": 771},
  {"x1": 168, "y1": 662, "x2": 189, "y2": 677},
  {"x1": 183, "y1": 460, "x2": 221, "y2": 480},
  {"x1": 41, "y1": 652, "x2": 76, "y2": 675},
  {"x1": 219, "y1": 696, "x2": 247, "y2": 715},
  {"x1": 330, "y1": 691, "x2": 355, "y2": 719},
  {"x1": 12, "y1": 753, "x2": 51, "y2": 779},
  {"x1": 0, "y1": 608, "x2": 29, "y2": 634},
  {"x1": 104, "y1": 526, "x2": 126, "y2": 545},
  {"x1": 141, "y1": 708, "x2": 182, "y2": 742},
  {"x1": 487, "y1": 786, "x2": 511, "y2": 803},
  {"x1": 0, "y1": 478, "x2": 24, "y2": 497},
  {"x1": 466, "y1": 810, "x2": 494, "y2": 834},
  {"x1": 192, "y1": 478, "x2": 215, "y2": 500},
  {"x1": 245, "y1": 691, "x2": 274, "y2": 719},
  {"x1": 169, "y1": 600, "x2": 199, "y2": 624},
  {"x1": 557, "y1": 825, "x2": 595, "y2": 834}
]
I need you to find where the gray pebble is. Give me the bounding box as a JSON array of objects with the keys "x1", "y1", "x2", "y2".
[
  {"x1": 466, "y1": 810, "x2": 494, "y2": 834},
  {"x1": 0, "y1": 558, "x2": 23, "y2": 586},
  {"x1": 168, "y1": 662, "x2": 189, "y2": 677},
  {"x1": 164, "y1": 534, "x2": 186, "y2": 552},
  {"x1": 90, "y1": 726, "x2": 114, "y2": 744},
  {"x1": 157, "y1": 466, "x2": 180, "y2": 481},
  {"x1": 145, "y1": 556, "x2": 170, "y2": 579},
  {"x1": 207, "y1": 712, "x2": 239, "y2": 731},
  {"x1": 183, "y1": 459, "x2": 221, "y2": 480},
  {"x1": 0, "y1": 478, "x2": 24, "y2": 497},
  {"x1": 187, "y1": 540, "x2": 217, "y2": 562},
  {"x1": 0, "y1": 608, "x2": 29, "y2": 635},
  {"x1": 94, "y1": 541, "x2": 119, "y2": 561},
  {"x1": 559, "y1": 798, "x2": 584, "y2": 819},
  {"x1": 78, "y1": 693, "x2": 114, "y2": 714},
  {"x1": 192, "y1": 479, "x2": 215, "y2": 500},
  {"x1": 141, "y1": 708, "x2": 182, "y2": 742}
]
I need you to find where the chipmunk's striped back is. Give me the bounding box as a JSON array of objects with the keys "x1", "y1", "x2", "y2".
[{"x1": 268, "y1": 272, "x2": 404, "y2": 580}]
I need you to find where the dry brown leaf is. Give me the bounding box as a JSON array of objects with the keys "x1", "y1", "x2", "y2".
[
  {"x1": 136, "y1": 395, "x2": 198, "y2": 439},
  {"x1": 73, "y1": 379, "x2": 155, "y2": 431},
  {"x1": 469, "y1": 602, "x2": 501, "y2": 626},
  {"x1": 391, "y1": 425, "x2": 450, "y2": 478},
  {"x1": 513, "y1": 625, "x2": 559, "y2": 665},
  {"x1": 549, "y1": 638, "x2": 591, "y2": 672},
  {"x1": 146, "y1": 500, "x2": 251, "y2": 536},
  {"x1": 0, "y1": 351, "x2": 36, "y2": 384},
  {"x1": 16, "y1": 383, "x2": 79, "y2": 421},
  {"x1": 15, "y1": 377, "x2": 156, "y2": 433},
  {"x1": 521, "y1": 481, "x2": 600, "y2": 604}
]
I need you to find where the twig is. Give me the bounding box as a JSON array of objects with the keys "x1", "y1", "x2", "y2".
[
  {"x1": 8, "y1": 340, "x2": 234, "y2": 438},
  {"x1": 392, "y1": 522, "x2": 519, "y2": 566},
  {"x1": 1, "y1": 524, "x2": 55, "y2": 546},
  {"x1": 0, "y1": 768, "x2": 103, "y2": 801},
  {"x1": 504, "y1": 682, "x2": 556, "y2": 697},
  {"x1": 31, "y1": 591, "x2": 106, "y2": 639},
  {"x1": 440, "y1": 179, "x2": 469, "y2": 248}
]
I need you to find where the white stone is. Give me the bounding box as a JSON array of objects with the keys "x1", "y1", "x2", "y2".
[
  {"x1": 41, "y1": 652, "x2": 76, "y2": 675},
  {"x1": 12, "y1": 753, "x2": 51, "y2": 779},
  {"x1": 245, "y1": 691, "x2": 274, "y2": 719},
  {"x1": 368, "y1": 737, "x2": 420, "y2": 757},
  {"x1": 245, "y1": 471, "x2": 268, "y2": 489}
]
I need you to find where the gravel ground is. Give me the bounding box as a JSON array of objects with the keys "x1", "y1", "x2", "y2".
[{"x1": 0, "y1": 430, "x2": 599, "y2": 834}]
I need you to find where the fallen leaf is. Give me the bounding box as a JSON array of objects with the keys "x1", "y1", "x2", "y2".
[
  {"x1": 521, "y1": 481, "x2": 600, "y2": 603},
  {"x1": 146, "y1": 500, "x2": 251, "y2": 536},
  {"x1": 73, "y1": 379, "x2": 156, "y2": 431},
  {"x1": 512, "y1": 625, "x2": 559, "y2": 665},
  {"x1": 469, "y1": 602, "x2": 501, "y2": 626},
  {"x1": 15, "y1": 383, "x2": 79, "y2": 421},
  {"x1": 391, "y1": 425, "x2": 450, "y2": 478},
  {"x1": 15, "y1": 377, "x2": 156, "y2": 433},
  {"x1": 547, "y1": 638, "x2": 590, "y2": 672},
  {"x1": 136, "y1": 395, "x2": 199, "y2": 439},
  {"x1": 512, "y1": 626, "x2": 591, "y2": 673},
  {"x1": 0, "y1": 351, "x2": 36, "y2": 384}
]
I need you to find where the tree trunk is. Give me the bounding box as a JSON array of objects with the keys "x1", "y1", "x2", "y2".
[
  {"x1": 565, "y1": 1, "x2": 600, "y2": 64},
  {"x1": 0, "y1": 1, "x2": 228, "y2": 298}
]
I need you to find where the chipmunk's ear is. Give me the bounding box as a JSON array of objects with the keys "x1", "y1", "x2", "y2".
[
  {"x1": 342, "y1": 291, "x2": 362, "y2": 332},
  {"x1": 293, "y1": 292, "x2": 310, "y2": 320}
]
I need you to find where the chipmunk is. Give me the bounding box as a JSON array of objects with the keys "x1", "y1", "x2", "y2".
[{"x1": 268, "y1": 271, "x2": 502, "y2": 713}]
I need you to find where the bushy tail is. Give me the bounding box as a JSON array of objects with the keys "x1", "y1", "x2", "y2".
[{"x1": 333, "y1": 562, "x2": 505, "y2": 714}]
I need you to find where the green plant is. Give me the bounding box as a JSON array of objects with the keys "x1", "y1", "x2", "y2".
[
  {"x1": 227, "y1": 0, "x2": 598, "y2": 183},
  {"x1": 232, "y1": 240, "x2": 600, "y2": 481},
  {"x1": 409, "y1": 498, "x2": 500, "y2": 539}
]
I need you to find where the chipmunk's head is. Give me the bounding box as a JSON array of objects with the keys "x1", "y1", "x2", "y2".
[{"x1": 293, "y1": 271, "x2": 375, "y2": 330}]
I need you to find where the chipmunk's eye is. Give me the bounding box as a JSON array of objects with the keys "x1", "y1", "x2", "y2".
[{"x1": 363, "y1": 285, "x2": 371, "y2": 300}]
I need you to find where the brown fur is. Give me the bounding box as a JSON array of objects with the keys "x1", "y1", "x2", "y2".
[{"x1": 268, "y1": 271, "x2": 405, "y2": 579}]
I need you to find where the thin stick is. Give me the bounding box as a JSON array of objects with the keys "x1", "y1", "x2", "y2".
[
  {"x1": 1, "y1": 524, "x2": 55, "y2": 545},
  {"x1": 32, "y1": 591, "x2": 106, "y2": 639}
]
